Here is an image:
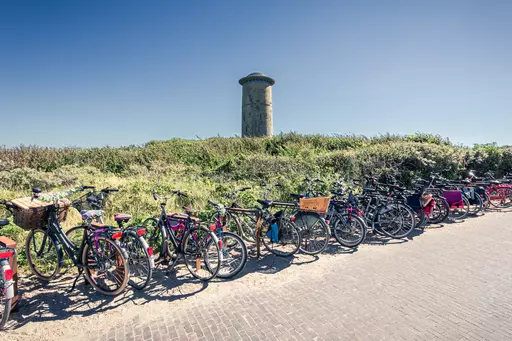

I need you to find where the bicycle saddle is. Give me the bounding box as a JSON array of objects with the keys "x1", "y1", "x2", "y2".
[
  {"x1": 0, "y1": 219, "x2": 9, "y2": 227},
  {"x1": 114, "y1": 213, "x2": 132, "y2": 223},
  {"x1": 257, "y1": 199, "x2": 273, "y2": 208}
]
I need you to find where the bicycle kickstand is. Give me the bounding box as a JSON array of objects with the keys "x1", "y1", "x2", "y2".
[{"x1": 69, "y1": 268, "x2": 90, "y2": 292}]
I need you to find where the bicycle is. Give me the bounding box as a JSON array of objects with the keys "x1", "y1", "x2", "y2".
[
  {"x1": 67, "y1": 187, "x2": 154, "y2": 290},
  {"x1": 327, "y1": 180, "x2": 367, "y2": 247},
  {"x1": 21, "y1": 187, "x2": 129, "y2": 295},
  {"x1": 207, "y1": 200, "x2": 248, "y2": 279},
  {"x1": 357, "y1": 177, "x2": 416, "y2": 239},
  {"x1": 0, "y1": 219, "x2": 15, "y2": 329},
  {"x1": 144, "y1": 190, "x2": 222, "y2": 281}
]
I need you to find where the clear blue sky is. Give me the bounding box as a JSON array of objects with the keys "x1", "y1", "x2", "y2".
[{"x1": 0, "y1": 0, "x2": 511, "y2": 147}]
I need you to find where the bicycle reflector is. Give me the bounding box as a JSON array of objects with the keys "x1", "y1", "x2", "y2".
[
  {"x1": 147, "y1": 247, "x2": 154, "y2": 257},
  {"x1": 137, "y1": 228, "x2": 146, "y2": 236},
  {"x1": 0, "y1": 250, "x2": 14, "y2": 259},
  {"x1": 290, "y1": 216, "x2": 296, "y2": 222},
  {"x1": 111, "y1": 232, "x2": 122, "y2": 240},
  {"x1": 4, "y1": 268, "x2": 12, "y2": 281},
  {"x1": 209, "y1": 224, "x2": 216, "y2": 231}
]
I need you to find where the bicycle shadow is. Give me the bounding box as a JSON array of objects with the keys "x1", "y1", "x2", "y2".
[
  {"x1": 363, "y1": 232, "x2": 408, "y2": 246},
  {"x1": 8, "y1": 263, "x2": 208, "y2": 330}
]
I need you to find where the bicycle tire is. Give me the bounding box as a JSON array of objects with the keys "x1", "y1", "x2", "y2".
[
  {"x1": 0, "y1": 297, "x2": 11, "y2": 330},
  {"x1": 183, "y1": 226, "x2": 221, "y2": 281},
  {"x1": 211, "y1": 231, "x2": 247, "y2": 279},
  {"x1": 82, "y1": 236, "x2": 129, "y2": 296},
  {"x1": 375, "y1": 202, "x2": 415, "y2": 239},
  {"x1": 294, "y1": 212, "x2": 330, "y2": 255},
  {"x1": 428, "y1": 196, "x2": 450, "y2": 224},
  {"x1": 26, "y1": 229, "x2": 61, "y2": 281},
  {"x1": 261, "y1": 219, "x2": 302, "y2": 257},
  {"x1": 123, "y1": 230, "x2": 153, "y2": 290},
  {"x1": 331, "y1": 213, "x2": 367, "y2": 248},
  {"x1": 449, "y1": 196, "x2": 470, "y2": 220}
]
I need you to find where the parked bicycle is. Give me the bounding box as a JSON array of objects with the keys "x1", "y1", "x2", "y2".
[
  {"x1": 67, "y1": 187, "x2": 154, "y2": 290},
  {"x1": 144, "y1": 190, "x2": 222, "y2": 281},
  {"x1": 20, "y1": 187, "x2": 129, "y2": 295}
]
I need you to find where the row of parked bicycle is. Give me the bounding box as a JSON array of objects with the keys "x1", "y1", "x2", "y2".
[{"x1": 0, "y1": 169, "x2": 511, "y2": 328}]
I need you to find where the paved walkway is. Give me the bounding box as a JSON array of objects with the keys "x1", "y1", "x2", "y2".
[{"x1": 6, "y1": 212, "x2": 512, "y2": 341}]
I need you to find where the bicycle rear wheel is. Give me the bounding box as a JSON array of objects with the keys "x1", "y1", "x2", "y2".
[
  {"x1": 82, "y1": 236, "x2": 129, "y2": 296},
  {"x1": 261, "y1": 220, "x2": 301, "y2": 257},
  {"x1": 449, "y1": 196, "x2": 470, "y2": 220},
  {"x1": 376, "y1": 203, "x2": 415, "y2": 239},
  {"x1": 26, "y1": 229, "x2": 61, "y2": 281},
  {"x1": 331, "y1": 213, "x2": 367, "y2": 248},
  {"x1": 0, "y1": 295, "x2": 11, "y2": 330},
  {"x1": 428, "y1": 196, "x2": 450, "y2": 224},
  {"x1": 123, "y1": 231, "x2": 153, "y2": 290},
  {"x1": 183, "y1": 226, "x2": 221, "y2": 281}
]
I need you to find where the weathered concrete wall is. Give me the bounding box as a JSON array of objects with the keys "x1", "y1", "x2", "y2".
[{"x1": 239, "y1": 73, "x2": 274, "y2": 137}]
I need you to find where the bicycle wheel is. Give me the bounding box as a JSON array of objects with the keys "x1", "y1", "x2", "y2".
[
  {"x1": 213, "y1": 231, "x2": 247, "y2": 279},
  {"x1": 449, "y1": 196, "x2": 470, "y2": 220},
  {"x1": 82, "y1": 236, "x2": 129, "y2": 296},
  {"x1": 123, "y1": 231, "x2": 152, "y2": 290},
  {"x1": 376, "y1": 203, "x2": 415, "y2": 239},
  {"x1": 183, "y1": 226, "x2": 221, "y2": 281},
  {"x1": 261, "y1": 219, "x2": 301, "y2": 257},
  {"x1": 414, "y1": 208, "x2": 426, "y2": 228},
  {"x1": 26, "y1": 229, "x2": 61, "y2": 281},
  {"x1": 293, "y1": 212, "x2": 330, "y2": 255},
  {"x1": 144, "y1": 218, "x2": 171, "y2": 263},
  {"x1": 428, "y1": 196, "x2": 450, "y2": 224},
  {"x1": 487, "y1": 188, "x2": 508, "y2": 208},
  {"x1": 467, "y1": 191, "x2": 484, "y2": 215},
  {"x1": 0, "y1": 294, "x2": 11, "y2": 330},
  {"x1": 331, "y1": 213, "x2": 367, "y2": 248}
]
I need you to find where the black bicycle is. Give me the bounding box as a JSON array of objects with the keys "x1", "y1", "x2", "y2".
[
  {"x1": 24, "y1": 187, "x2": 129, "y2": 296},
  {"x1": 144, "y1": 190, "x2": 222, "y2": 281},
  {"x1": 67, "y1": 187, "x2": 154, "y2": 290}
]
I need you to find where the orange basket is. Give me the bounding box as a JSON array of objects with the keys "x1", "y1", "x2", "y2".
[
  {"x1": 299, "y1": 197, "x2": 330, "y2": 214},
  {"x1": 9, "y1": 197, "x2": 71, "y2": 230}
]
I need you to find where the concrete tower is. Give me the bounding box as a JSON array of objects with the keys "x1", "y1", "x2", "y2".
[{"x1": 239, "y1": 72, "x2": 275, "y2": 137}]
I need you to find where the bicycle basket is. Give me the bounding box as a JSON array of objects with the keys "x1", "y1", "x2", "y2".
[
  {"x1": 299, "y1": 197, "x2": 330, "y2": 214},
  {"x1": 9, "y1": 197, "x2": 71, "y2": 230}
]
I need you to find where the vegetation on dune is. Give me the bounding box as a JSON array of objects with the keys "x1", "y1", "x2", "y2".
[{"x1": 1, "y1": 132, "x2": 512, "y2": 268}]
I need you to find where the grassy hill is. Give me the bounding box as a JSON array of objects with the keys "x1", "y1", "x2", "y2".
[{"x1": 1, "y1": 133, "x2": 511, "y2": 266}]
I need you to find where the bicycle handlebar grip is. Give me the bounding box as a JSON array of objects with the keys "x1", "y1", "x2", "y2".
[
  {"x1": 240, "y1": 187, "x2": 251, "y2": 191},
  {"x1": 81, "y1": 186, "x2": 96, "y2": 190},
  {"x1": 152, "y1": 191, "x2": 158, "y2": 201},
  {"x1": 102, "y1": 188, "x2": 119, "y2": 192}
]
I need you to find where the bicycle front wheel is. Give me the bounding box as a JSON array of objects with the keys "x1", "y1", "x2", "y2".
[
  {"x1": 215, "y1": 231, "x2": 247, "y2": 279},
  {"x1": 183, "y1": 227, "x2": 221, "y2": 281},
  {"x1": 26, "y1": 229, "x2": 61, "y2": 281},
  {"x1": 294, "y1": 212, "x2": 330, "y2": 255},
  {"x1": 82, "y1": 236, "x2": 129, "y2": 296}
]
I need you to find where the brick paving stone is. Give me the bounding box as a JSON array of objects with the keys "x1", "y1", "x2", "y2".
[{"x1": 6, "y1": 212, "x2": 512, "y2": 341}]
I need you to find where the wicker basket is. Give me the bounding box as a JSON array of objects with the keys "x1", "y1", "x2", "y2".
[
  {"x1": 9, "y1": 197, "x2": 71, "y2": 230},
  {"x1": 299, "y1": 197, "x2": 330, "y2": 214}
]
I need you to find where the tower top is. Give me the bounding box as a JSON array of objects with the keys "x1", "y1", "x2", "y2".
[{"x1": 238, "y1": 72, "x2": 275, "y2": 86}]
